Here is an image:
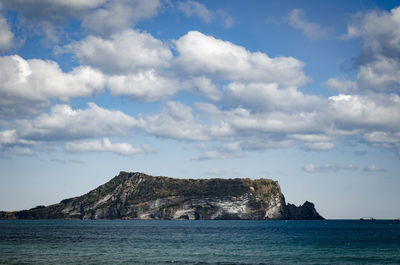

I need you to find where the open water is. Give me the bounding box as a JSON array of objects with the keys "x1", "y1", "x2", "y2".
[{"x1": 0, "y1": 220, "x2": 399, "y2": 264}]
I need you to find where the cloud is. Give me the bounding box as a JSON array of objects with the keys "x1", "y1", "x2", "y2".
[
  {"x1": 344, "y1": 6, "x2": 400, "y2": 62},
  {"x1": 0, "y1": 129, "x2": 36, "y2": 156},
  {"x1": 330, "y1": 7, "x2": 400, "y2": 93},
  {"x1": 194, "y1": 91, "x2": 400, "y2": 155},
  {"x1": 324, "y1": 7, "x2": 400, "y2": 156},
  {"x1": 303, "y1": 142, "x2": 334, "y2": 151},
  {"x1": 0, "y1": 55, "x2": 104, "y2": 118},
  {"x1": 196, "y1": 142, "x2": 241, "y2": 160},
  {"x1": 190, "y1": 76, "x2": 221, "y2": 101},
  {"x1": 51, "y1": 158, "x2": 66, "y2": 163},
  {"x1": 216, "y1": 9, "x2": 234, "y2": 29},
  {"x1": 107, "y1": 70, "x2": 181, "y2": 101},
  {"x1": 354, "y1": 150, "x2": 367, "y2": 156},
  {"x1": 327, "y1": 56, "x2": 400, "y2": 93},
  {"x1": 357, "y1": 56, "x2": 400, "y2": 92},
  {"x1": 364, "y1": 164, "x2": 384, "y2": 172},
  {"x1": 50, "y1": 158, "x2": 85, "y2": 164},
  {"x1": 144, "y1": 101, "x2": 209, "y2": 141},
  {"x1": 0, "y1": 130, "x2": 20, "y2": 146},
  {"x1": 206, "y1": 168, "x2": 225, "y2": 176},
  {"x1": 17, "y1": 103, "x2": 142, "y2": 141},
  {"x1": 177, "y1": 1, "x2": 234, "y2": 28},
  {"x1": 302, "y1": 163, "x2": 318, "y2": 173},
  {"x1": 0, "y1": 12, "x2": 14, "y2": 52},
  {"x1": 68, "y1": 29, "x2": 187, "y2": 102},
  {"x1": 65, "y1": 138, "x2": 154, "y2": 156},
  {"x1": 223, "y1": 82, "x2": 323, "y2": 112},
  {"x1": 196, "y1": 102, "x2": 323, "y2": 144},
  {"x1": 289, "y1": 134, "x2": 334, "y2": 150},
  {"x1": 289, "y1": 134, "x2": 333, "y2": 142},
  {"x1": 197, "y1": 149, "x2": 231, "y2": 160},
  {"x1": 8, "y1": 146, "x2": 35, "y2": 156},
  {"x1": 82, "y1": 0, "x2": 161, "y2": 35},
  {"x1": 69, "y1": 29, "x2": 172, "y2": 74},
  {"x1": 68, "y1": 30, "x2": 309, "y2": 105},
  {"x1": 3, "y1": 0, "x2": 106, "y2": 43},
  {"x1": 3, "y1": 0, "x2": 105, "y2": 21},
  {"x1": 0, "y1": 18, "x2": 397, "y2": 160},
  {"x1": 175, "y1": 31, "x2": 308, "y2": 88},
  {"x1": 150, "y1": 83, "x2": 394, "y2": 156},
  {"x1": 363, "y1": 131, "x2": 400, "y2": 154},
  {"x1": 178, "y1": 0, "x2": 213, "y2": 24},
  {"x1": 328, "y1": 93, "x2": 400, "y2": 132},
  {"x1": 4, "y1": 0, "x2": 161, "y2": 43},
  {"x1": 303, "y1": 163, "x2": 358, "y2": 173},
  {"x1": 215, "y1": 108, "x2": 320, "y2": 134},
  {"x1": 325, "y1": 78, "x2": 358, "y2": 93},
  {"x1": 69, "y1": 159, "x2": 85, "y2": 164},
  {"x1": 287, "y1": 8, "x2": 330, "y2": 40}
]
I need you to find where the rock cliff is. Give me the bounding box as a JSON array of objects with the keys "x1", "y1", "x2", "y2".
[{"x1": 0, "y1": 172, "x2": 324, "y2": 220}]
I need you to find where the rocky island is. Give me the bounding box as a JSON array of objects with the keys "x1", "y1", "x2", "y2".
[{"x1": 0, "y1": 172, "x2": 323, "y2": 220}]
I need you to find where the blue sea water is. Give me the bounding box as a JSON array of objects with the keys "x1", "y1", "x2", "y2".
[{"x1": 0, "y1": 220, "x2": 399, "y2": 264}]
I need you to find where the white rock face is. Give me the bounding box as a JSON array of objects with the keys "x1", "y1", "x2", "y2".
[
  {"x1": 169, "y1": 195, "x2": 252, "y2": 220},
  {"x1": 104, "y1": 193, "x2": 287, "y2": 220},
  {"x1": 209, "y1": 195, "x2": 250, "y2": 219},
  {"x1": 58, "y1": 191, "x2": 286, "y2": 220},
  {"x1": 173, "y1": 208, "x2": 197, "y2": 220},
  {"x1": 92, "y1": 194, "x2": 112, "y2": 208},
  {"x1": 264, "y1": 195, "x2": 283, "y2": 219}
]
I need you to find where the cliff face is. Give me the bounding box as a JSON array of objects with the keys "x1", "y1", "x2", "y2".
[{"x1": 0, "y1": 172, "x2": 324, "y2": 220}]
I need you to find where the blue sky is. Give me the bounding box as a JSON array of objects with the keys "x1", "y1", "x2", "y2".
[{"x1": 0, "y1": 0, "x2": 399, "y2": 219}]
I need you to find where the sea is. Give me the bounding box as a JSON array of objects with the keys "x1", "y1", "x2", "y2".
[{"x1": 0, "y1": 220, "x2": 399, "y2": 264}]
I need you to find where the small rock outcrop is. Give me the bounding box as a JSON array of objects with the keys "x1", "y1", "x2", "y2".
[
  {"x1": 285, "y1": 201, "x2": 324, "y2": 220},
  {"x1": 0, "y1": 172, "x2": 324, "y2": 220}
]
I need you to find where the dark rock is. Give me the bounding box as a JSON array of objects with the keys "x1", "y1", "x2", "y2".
[
  {"x1": 285, "y1": 201, "x2": 324, "y2": 220},
  {"x1": 0, "y1": 172, "x2": 324, "y2": 220}
]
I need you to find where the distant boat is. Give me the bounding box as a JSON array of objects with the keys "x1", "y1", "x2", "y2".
[
  {"x1": 360, "y1": 217, "x2": 375, "y2": 221},
  {"x1": 395, "y1": 218, "x2": 400, "y2": 221}
]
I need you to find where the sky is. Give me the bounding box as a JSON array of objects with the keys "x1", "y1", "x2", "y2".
[{"x1": 0, "y1": 0, "x2": 399, "y2": 219}]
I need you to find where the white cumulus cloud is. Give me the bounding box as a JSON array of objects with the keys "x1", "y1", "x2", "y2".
[
  {"x1": 303, "y1": 163, "x2": 358, "y2": 173},
  {"x1": 364, "y1": 164, "x2": 384, "y2": 172},
  {"x1": 3, "y1": 0, "x2": 106, "y2": 43},
  {"x1": 0, "y1": 55, "x2": 104, "y2": 118},
  {"x1": 107, "y1": 70, "x2": 181, "y2": 101},
  {"x1": 287, "y1": 8, "x2": 330, "y2": 40},
  {"x1": 175, "y1": 31, "x2": 308, "y2": 88},
  {"x1": 65, "y1": 138, "x2": 154, "y2": 156},
  {"x1": 177, "y1": 1, "x2": 234, "y2": 28},
  {"x1": 69, "y1": 29, "x2": 172, "y2": 74},
  {"x1": 17, "y1": 103, "x2": 142, "y2": 141},
  {"x1": 223, "y1": 82, "x2": 323, "y2": 112},
  {"x1": 357, "y1": 56, "x2": 400, "y2": 92},
  {"x1": 82, "y1": 0, "x2": 161, "y2": 35},
  {"x1": 178, "y1": 0, "x2": 213, "y2": 24},
  {"x1": 0, "y1": 12, "x2": 13, "y2": 52},
  {"x1": 344, "y1": 6, "x2": 400, "y2": 61},
  {"x1": 328, "y1": 93, "x2": 400, "y2": 132},
  {"x1": 3, "y1": 0, "x2": 106, "y2": 20},
  {"x1": 331, "y1": 7, "x2": 400, "y2": 93},
  {"x1": 190, "y1": 76, "x2": 221, "y2": 101},
  {"x1": 196, "y1": 142, "x2": 241, "y2": 160},
  {"x1": 144, "y1": 101, "x2": 209, "y2": 141},
  {"x1": 363, "y1": 131, "x2": 400, "y2": 154}
]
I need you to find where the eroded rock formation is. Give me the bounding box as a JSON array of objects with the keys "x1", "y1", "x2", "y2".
[{"x1": 0, "y1": 172, "x2": 324, "y2": 220}]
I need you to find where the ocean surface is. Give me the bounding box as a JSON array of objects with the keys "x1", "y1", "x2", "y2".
[{"x1": 0, "y1": 220, "x2": 399, "y2": 264}]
